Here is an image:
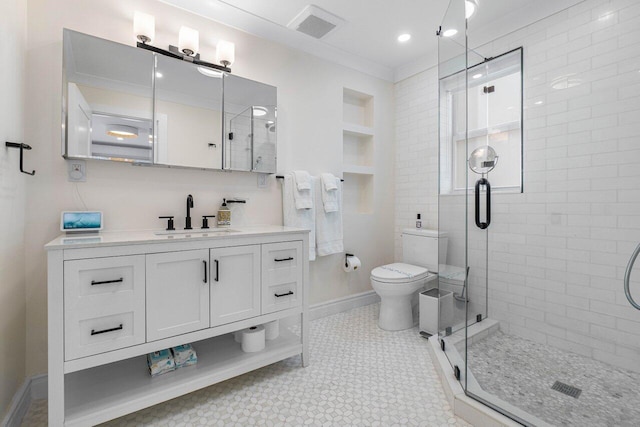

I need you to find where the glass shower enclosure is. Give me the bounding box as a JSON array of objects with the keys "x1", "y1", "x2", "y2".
[{"x1": 437, "y1": 0, "x2": 640, "y2": 426}]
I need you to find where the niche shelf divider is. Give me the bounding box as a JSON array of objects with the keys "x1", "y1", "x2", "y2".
[{"x1": 342, "y1": 88, "x2": 374, "y2": 215}]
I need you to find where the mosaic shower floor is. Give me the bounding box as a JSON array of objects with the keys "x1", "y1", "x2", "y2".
[
  {"x1": 21, "y1": 303, "x2": 468, "y2": 426},
  {"x1": 467, "y1": 331, "x2": 640, "y2": 427}
]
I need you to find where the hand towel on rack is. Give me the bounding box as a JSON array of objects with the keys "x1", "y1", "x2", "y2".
[
  {"x1": 314, "y1": 176, "x2": 343, "y2": 256},
  {"x1": 320, "y1": 173, "x2": 339, "y2": 213},
  {"x1": 283, "y1": 174, "x2": 316, "y2": 260},
  {"x1": 293, "y1": 170, "x2": 312, "y2": 190},
  {"x1": 292, "y1": 170, "x2": 313, "y2": 210}
]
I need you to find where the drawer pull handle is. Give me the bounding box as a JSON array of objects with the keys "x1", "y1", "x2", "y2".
[
  {"x1": 274, "y1": 291, "x2": 294, "y2": 298},
  {"x1": 274, "y1": 257, "x2": 294, "y2": 262},
  {"x1": 214, "y1": 259, "x2": 219, "y2": 282},
  {"x1": 91, "y1": 278, "x2": 123, "y2": 286},
  {"x1": 91, "y1": 324, "x2": 123, "y2": 336}
]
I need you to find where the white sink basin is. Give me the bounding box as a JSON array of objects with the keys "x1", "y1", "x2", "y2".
[{"x1": 154, "y1": 229, "x2": 239, "y2": 237}]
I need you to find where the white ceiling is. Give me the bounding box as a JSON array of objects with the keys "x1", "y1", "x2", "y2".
[{"x1": 159, "y1": 0, "x2": 586, "y2": 82}]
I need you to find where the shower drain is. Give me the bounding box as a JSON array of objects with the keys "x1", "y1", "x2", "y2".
[{"x1": 551, "y1": 381, "x2": 582, "y2": 398}]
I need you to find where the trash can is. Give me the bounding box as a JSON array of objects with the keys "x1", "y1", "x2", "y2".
[{"x1": 419, "y1": 288, "x2": 453, "y2": 336}]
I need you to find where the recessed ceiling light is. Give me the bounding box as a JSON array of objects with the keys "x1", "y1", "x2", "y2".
[
  {"x1": 197, "y1": 66, "x2": 223, "y2": 78},
  {"x1": 443, "y1": 29, "x2": 458, "y2": 37},
  {"x1": 252, "y1": 106, "x2": 268, "y2": 117},
  {"x1": 472, "y1": 73, "x2": 482, "y2": 79},
  {"x1": 397, "y1": 33, "x2": 411, "y2": 43},
  {"x1": 107, "y1": 124, "x2": 139, "y2": 139},
  {"x1": 155, "y1": 72, "x2": 163, "y2": 78}
]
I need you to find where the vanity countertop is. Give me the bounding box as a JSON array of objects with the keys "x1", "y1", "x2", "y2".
[{"x1": 45, "y1": 225, "x2": 309, "y2": 250}]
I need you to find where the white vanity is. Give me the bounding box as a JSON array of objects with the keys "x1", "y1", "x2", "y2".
[{"x1": 46, "y1": 226, "x2": 310, "y2": 426}]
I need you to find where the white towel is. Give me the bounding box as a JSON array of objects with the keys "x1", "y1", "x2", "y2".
[
  {"x1": 292, "y1": 170, "x2": 313, "y2": 210},
  {"x1": 293, "y1": 170, "x2": 312, "y2": 190},
  {"x1": 320, "y1": 173, "x2": 339, "y2": 213},
  {"x1": 314, "y1": 177, "x2": 344, "y2": 256},
  {"x1": 283, "y1": 174, "x2": 316, "y2": 261}
]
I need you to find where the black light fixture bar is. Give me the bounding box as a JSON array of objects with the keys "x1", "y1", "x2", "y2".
[{"x1": 136, "y1": 42, "x2": 231, "y2": 74}]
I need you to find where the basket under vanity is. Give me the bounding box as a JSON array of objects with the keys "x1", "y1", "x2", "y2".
[{"x1": 45, "y1": 226, "x2": 310, "y2": 426}]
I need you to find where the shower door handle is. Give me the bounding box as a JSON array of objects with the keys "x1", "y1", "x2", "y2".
[
  {"x1": 624, "y1": 243, "x2": 640, "y2": 310},
  {"x1": 475, "y1": 178, "x2": 491, "y2": 230}
]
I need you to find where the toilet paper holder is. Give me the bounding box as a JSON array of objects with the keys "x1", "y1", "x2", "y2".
[{"x1": 345, "y1": 253, "x2": 354, "y2": 267}]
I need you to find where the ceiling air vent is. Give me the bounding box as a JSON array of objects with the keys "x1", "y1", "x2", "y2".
[{"x1": 287, "y1": 5, "x2": 345, "y2": 39}]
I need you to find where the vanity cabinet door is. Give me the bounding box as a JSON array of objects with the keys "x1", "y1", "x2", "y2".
[
  {"x1": 209, "y1": 245, "x2": 261, "y2": 327},
  {"x1": 146, "y1": 249, "x2": 210, "y2": 341}
]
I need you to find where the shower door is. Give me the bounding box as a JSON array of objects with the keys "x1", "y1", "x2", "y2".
[{"x1": 437, "y1": 0, "x2": 523, "y2": 403}]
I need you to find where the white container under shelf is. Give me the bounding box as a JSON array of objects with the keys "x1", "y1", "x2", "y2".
[{"x1": 419, "y1": 288, "x2": 453, "y2": 336}]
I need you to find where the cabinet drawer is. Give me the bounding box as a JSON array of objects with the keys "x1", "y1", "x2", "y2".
[
  {"x1": 64, "y1": 256, "x2": 145, "y2": 360},
  {"x1": 262, "y1": 241, "x2": 303, "y2": 314}
]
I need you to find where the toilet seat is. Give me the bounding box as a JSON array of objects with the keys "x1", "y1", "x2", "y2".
[{"x1": 371, "y1": 263, "x2": 430, "y2": 284}]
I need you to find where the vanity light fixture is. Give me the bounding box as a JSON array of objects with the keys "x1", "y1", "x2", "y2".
[
  {"x1": 133, "y1": 16, "x2": 231, "y2": 73},
  {"x1": 252, "y1": 106, "x2": 268, "y2": 117},
  {"x1": 134, "y1": 11, "x2": 155, "y2": 44},
  {"x1": 106, "y1": 124, "x2": 139, "y2": 139},
  {"x1": 216, "y1": 40, "x2": 235, "y2": 67},
  {"x1": 178, "y1": 26, "x2": 199, "y2": 56},
  {"x1": 397, "y1": 33, "x2": 411, "y2": 43}
]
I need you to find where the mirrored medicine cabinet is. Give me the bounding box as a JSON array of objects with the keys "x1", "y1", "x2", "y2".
[{"x1": 62, "y1": 29, "x2": 277, "y2": 173}]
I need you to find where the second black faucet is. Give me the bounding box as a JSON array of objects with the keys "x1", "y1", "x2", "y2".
[{"x1": 185, "y1": 194, "x2": 194, "y2": 230}]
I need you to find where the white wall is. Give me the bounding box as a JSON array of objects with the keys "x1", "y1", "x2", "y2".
[
  {"x1": 0, "y1": 0, "x2": 27, "y2": 417},
  {"x1": 394, "y1": 67, "x2": 439, "y2": 260},
  {"x1": 399, "y1": 0, "x2": 640, "y2": 372},
  {"x1": 24, "y1": 0, "x2": 395, "y2": 377}
]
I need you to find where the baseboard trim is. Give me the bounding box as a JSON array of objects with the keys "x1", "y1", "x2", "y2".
[
  {"x1": 309, "y1": 290, "x2": 379, "y2": 320},
  {"x1": 1, "y1": 374, "x2": 47, "y2": 427}
]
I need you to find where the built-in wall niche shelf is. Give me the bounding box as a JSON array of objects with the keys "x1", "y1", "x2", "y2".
[
  {"x1": 64, "y1": 330, "x2": 301, "y2": 426},
  {"x1": 343, "y1": 122, "x2": 374, "y2": 137},
  {"x1": 343, "y1": 164, "x2": 374, "y2": 175},
  {"x1": 342, "y1": 87, "x2": 375, "y2": 215},
  {"x1": 343, "y1": 88, "x2": 373, "y2": 128},
  {"x1": 343, "y1": 173, "x2": 373, "y2": 215}
]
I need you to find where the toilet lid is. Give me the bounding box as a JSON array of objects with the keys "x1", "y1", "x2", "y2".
[{"x1": 371, "y1": 263, "x2": 429, "y2": 283}]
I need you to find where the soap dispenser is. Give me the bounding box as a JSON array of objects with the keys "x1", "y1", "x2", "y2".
[{"x1": 217, "y1": 199, "x2": 231, "y2": 228}]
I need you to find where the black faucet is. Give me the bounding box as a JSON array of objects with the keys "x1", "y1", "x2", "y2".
[{"x1": 185, "y1": 194, "x2": 194, "y2": 230}]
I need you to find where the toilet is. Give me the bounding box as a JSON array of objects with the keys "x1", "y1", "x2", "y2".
[{"x1": 371, "y1": 229, "x2": 448, "y2": 331}]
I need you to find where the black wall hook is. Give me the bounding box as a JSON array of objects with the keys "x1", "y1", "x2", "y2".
[{"x1": 5, "y1": 142, "x2": 35, "y2": 175}]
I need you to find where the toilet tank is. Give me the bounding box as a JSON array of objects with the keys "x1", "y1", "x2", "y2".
[{"x1": 402, "y1": 229, "x2": 448, "y2": 273}]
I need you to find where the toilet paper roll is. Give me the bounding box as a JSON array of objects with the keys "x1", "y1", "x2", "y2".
[
  {"x1": 343, "y1": 255, "x2": 361, "y2": 273},
  {"x1": 263, "y1": 320, "x2": 279, "y2": 340},
  {"x1": 241, "y1": 325, "x2": 266, "y2": 353},
  {"x1": 233, "y1": 330, "x2": 242, "y2": 343}
]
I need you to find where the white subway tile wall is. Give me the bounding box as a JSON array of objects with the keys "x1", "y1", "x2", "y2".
[{"x1": 396, "y1": 0, "x2": 640, "y2": 372}]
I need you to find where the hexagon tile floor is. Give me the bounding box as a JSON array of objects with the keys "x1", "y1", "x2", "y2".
[{"x1": 21, "y1": 303, "x2": 470, "y2": 426}]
